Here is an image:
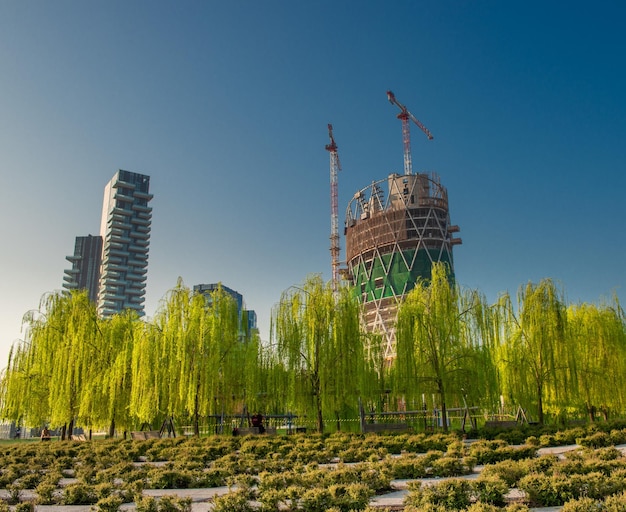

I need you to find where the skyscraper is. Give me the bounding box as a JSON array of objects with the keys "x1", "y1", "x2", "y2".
[
  {"x1": 193, "y1": 283, "x2": 258, "y2": 341},
  {"x1": 97, "y1": 170, "x2": 153, "y2": 318},
  {"x1": 62, "y1": 234, "x2": 103, "y2": 304}
]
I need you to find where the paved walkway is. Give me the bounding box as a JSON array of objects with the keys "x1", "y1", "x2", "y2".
[{"x1": 26, "y1": 443, "x2": 626, "y2": 511}]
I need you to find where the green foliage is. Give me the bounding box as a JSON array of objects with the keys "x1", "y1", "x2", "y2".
[
  {"x1": 35, "y1": 481, "x2": 58, "y2": 505},
  {"x1": 406, "y1": 478, "x2": 472, "y2": 510},
  {"x1": 396, "y1": 263, "x2": 498, "y2": 432},
  {"x1": 472, "y1": 475, "x2": 509, "y2": 506},
  {"x1": 481, "y1": 459, "x2": 529, "y2": 487},
  {"x1": 12, "y1": 503, "x2": 33, "y2": 512},
  {"x1": 578, "y1": 432, "x2": 612, "y2": 448},
  {"x1": 468, "y1": 439, "x2": 537, "y2": 465},
  {"x1": 211, "y1": 490, "x2": 254, "y2": 512},
  {"x1": 5, "y1": 483, "x2": 23, "y2": 505},
  {"x1": 92, "y1": 494, "x2": 124, "y2": 512},
  {"x1": 61, "y1": 482, "x2": 98, "y2": 505}
]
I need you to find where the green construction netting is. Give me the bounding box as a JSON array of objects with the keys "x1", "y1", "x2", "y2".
[{"x1": 350, "y1": 248, "x2": 454, "y2": 302}]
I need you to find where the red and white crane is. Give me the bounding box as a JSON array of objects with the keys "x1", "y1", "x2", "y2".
[
  {"x1": 325, "y1": 123, "x2": 341, "y2": 295},
  {"x1": 387, "y1": 90, "x2": 433, "y2": 175}
]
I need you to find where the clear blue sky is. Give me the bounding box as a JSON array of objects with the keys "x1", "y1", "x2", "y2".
[{"x1": 1, "y1": 1, "x2": 625, "y2": 367}]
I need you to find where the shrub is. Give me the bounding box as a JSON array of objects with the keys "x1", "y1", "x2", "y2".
[
  {"x1": 35, "y1": 481, "x2": 58, "y2": 505},
  {"x1": 257, "y1": 487, "x2": 288, "y2": 512},
  {"x1": 92, "y1": 494, "x2": 124, "y2": 512},
  {"x1": 298, "y1": 486, "x2": 333, "y2": 512},
  {"x1": 5, "y1": 483, "x2": 23, "y2": 505},
  {"x1": 466, "y1": 503, "x2": 501, "y2": 512},
  {"x1": 386, "y1": 455, "x2": 428, "y2": 479},
  {"x1": 406, "y1": 479, "x2": 472, "y2": 510},
  {"x1": 517, "y1": 472, "x2": 560, "y2": 507},
  {"x1": 561, "y1": 496, "x2": 601, "y2": 512},
  {"x1": 430, "y1": 455, "x2": 472, "y2": 477},
  {"x1": 61, "y1": 482, "x2": 98, "y2": 505},
  {"x1": 327, "y1": 482, "x2": 373, "y2": 511},
  {"x1": 595, "y1": 446, "x2": 623, "y2": 461},
  {"x1": 578, "y1": 432, "x2": 612, "y2": 449},
  {"x1": 134, "y1": 495, "x2": 159, "y2": 512},
  {"x1": 481, "y1": 459, "x2": 528, "y2": 487},
  {"x1": 16, "y1": 471, "x2": 44, "y2": 489},
  {"x1": 146, "y1": 468, "x2": 195, "y2": 489},
  {"x1": 472, "y1": 475, "x2": 509, "y2": 506},
  {"x1": 604, "y1": 491, "x2": 626, "y2": 512},
  {"x1": 13, "y1": 503, "x2": 33, "y2": 512},
  {"x1": 609, "y1": 429, "x2": 626, "y2": 446},
  {"x1": 211, "y1": 490, "x2": 254, "y2": 512},
  {"x1": 156, "y1": 495, "x2": 192, "y2": 512}
]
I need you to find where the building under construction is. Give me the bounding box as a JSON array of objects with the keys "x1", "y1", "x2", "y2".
[{"x1": 344, "y1": 172, "x2": 461, "y2": 360}]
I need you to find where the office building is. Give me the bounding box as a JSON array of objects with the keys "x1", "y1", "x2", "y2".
[
  {"x1": 97, "y1": 170, "x2": 153, "y2": 318},
  {"x1": 193, "y1": 283, "x2": 258, "y2": 340},
  {"x1": 62, "y1": 234, "x2": 103, "y2": 304}
]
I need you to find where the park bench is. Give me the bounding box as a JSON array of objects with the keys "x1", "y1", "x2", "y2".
[
  {"x1": 363, "y1": 422, "x2": 409, "y2": 433},
  {"x1": 484, "y1": 420, "x2": 518, "y2": 429},
  {"x1": 130, "y1": 430, "x2": 161, "y2": 440},
  {"x1": 69, "y1": 434, "x2": 87, "y2": 441},
  {"x1": 233, "y1": 426, "x2": 277, "y2": 436}
]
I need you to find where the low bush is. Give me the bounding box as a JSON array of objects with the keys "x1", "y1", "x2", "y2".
[
  {"x1": 405, "y1": 478, "x2": 472, "y2": 510},
  {"x1": 61, "y1": 482, "x2": 98, "y2": 505},
  {"x1": 92, "y1": 494, "x2": 124, "y2": 512},
  {"x1": 211, "y1": 490, "x2": 254, "y2": 512},
  {"x1": 481, "y1": 459, "x2": 528, "y2": 487},
  {"x1": 578, "y1": 432, "x2": 612, "y2": 449},
  {"x1": 472, "y1": 474, "x2": 509, "y2": 506}
]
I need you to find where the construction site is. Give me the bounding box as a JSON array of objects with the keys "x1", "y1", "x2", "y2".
[{"x1": 328, "y1": 91, "x2": 462, "y2": 361}]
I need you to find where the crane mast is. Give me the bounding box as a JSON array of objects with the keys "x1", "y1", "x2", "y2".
[
  {"x1": 325, "y1": 123, "x2": 341, "y2": 295},
  {"x1": 386, "y1": 90, "x2": 433, "y2": 175}
]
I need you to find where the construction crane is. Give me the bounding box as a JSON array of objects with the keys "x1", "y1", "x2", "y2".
[
  {"x1": 386, "y1": 90, "x2": 433, "y2": 176},
  {"x1": 325, "y1": 123, "x2": 341, "y2": 295}
]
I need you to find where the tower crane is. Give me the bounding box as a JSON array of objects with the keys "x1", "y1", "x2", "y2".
[
  {"x1": 386, "y1": 90, "x2": 433, "y2": 176},
  {"x1": 325, "y1": 123, "x2": 341, "y2": 295}
]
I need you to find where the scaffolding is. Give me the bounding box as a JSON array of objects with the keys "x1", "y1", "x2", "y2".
[{"x1": 345, "y1": 172, "x2": 461, "y2": 360}]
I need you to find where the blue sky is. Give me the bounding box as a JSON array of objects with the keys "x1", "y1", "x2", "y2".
[{"x1": 1, "y1": 1, "x2": 624, "y2": 367}]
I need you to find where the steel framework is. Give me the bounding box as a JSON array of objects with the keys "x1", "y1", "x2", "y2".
[
  {"x1": 325, "y1": 124, "x2": 341, "y2": 295},
  {"x1": 345, "y1": 172, "x2": 461, "y2": 360}
]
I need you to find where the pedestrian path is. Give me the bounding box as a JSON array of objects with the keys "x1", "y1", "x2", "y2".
[{"x1": 29, "y1": 442, "x2": 626, "y2": 511}]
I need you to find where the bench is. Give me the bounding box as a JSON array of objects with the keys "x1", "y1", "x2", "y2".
[
  {"x1": 233, "y1": 426, "x2": 277, "y2": 436},
  {"x1": 484, "y1": 421, "x2": 518, "y2": 429},
  {"x1": 70, "y1": 434, "x2": 88, "y2": 441},
  {"x1": 130, "y1": 430, "x2": 161, "y2": 440},
  {"x1": 363, "y1": 423, "x2": 409, "y2": 433}
]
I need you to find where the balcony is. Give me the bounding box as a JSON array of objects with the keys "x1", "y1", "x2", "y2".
[{"x1": 131, "y1": 204, "x2": 152, "y2": 213}]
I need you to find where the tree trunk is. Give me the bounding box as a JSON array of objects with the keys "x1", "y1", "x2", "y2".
[
  {"x1": 438, "y1": 381, "x2": 448, "y2": 433},
  {"x1": 537, "y1": 383, "x2": 544, "y2": 425},
  {"x1": 194, "y1": 385, "x2": 200, "y2": 437},
  {"x1": 68, "y1": 419, "x2": 75, "y2": 440},
  {"x1": 60, "y1": 423, "x2": 67, "y2": 441},
  {"x1": 109, "y1": 418, "x2": 115, "y2": 438}
]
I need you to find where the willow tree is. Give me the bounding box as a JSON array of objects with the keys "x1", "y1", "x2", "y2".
[
  {"x1": 272, "y1": 275, "x2": 365, "y2": 432},
  {"x1": 79, "y1": 310, "x2": 139, "y2": 436},
  {"x1": 500, "y1": 279, "x2": 569, "y2": 424},
  {"x1": 130, "y1": 280, "x2": 251, "y2": 435},
  {"x1": 567, "y1": 299, "x2": 626, "y2": 420},
  {"x1": 395, "y1": 262, "x2": 488, "y2": 432},
  {"x1": 0, "y1": 291, "x2": 100, "y2": 437}
]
